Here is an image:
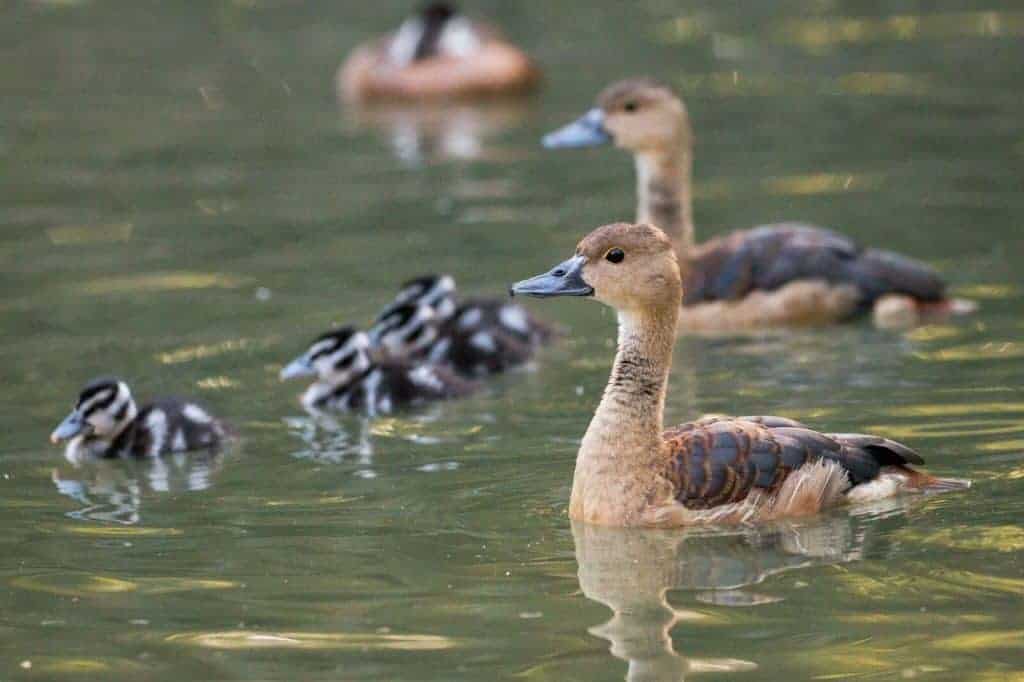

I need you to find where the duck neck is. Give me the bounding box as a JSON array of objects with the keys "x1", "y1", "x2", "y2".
[
  {"x1": 635, "y1": 145, "x2": 695, "y2": 263},
  {"x1": 572, "y1": 304, "x2": 678, "y2": 524}
]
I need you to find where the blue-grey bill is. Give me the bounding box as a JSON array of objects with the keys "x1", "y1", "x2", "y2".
[
  {"x1": 542, "y1": 108, "x2": 611, "y2": 149},
  {"x1": 280, "y1": 357, "x2": 315, "y2": 381},
  {"x1": 510, "y1": 255, "x2": 594, "y2": 298},
  {"x1": 50, "y1": 412, "x2": 86, "y2": 444}
]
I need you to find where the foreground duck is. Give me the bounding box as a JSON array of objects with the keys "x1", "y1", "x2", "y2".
[
  {"x1": 338, "y1": 2, "x2": 540, "y2": 101},
  {"x1": 280, "y1": 324, "x2": 475, "y2": 414},
  {"x1": 50, "y1": 378, "x2": 230, "y2": 460},
  {"x1": 543, "y1": 79, "x2": 975, "y2": 330},
  {"x1": 511, "y1": 222, "x2": 968, "y2": 527}
]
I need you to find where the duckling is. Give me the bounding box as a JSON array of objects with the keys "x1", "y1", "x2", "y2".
[
  {"x1": 338, "y1": 2, "x2": 540, "y2": 101},
  {"x1": 50, "y1": 377, "x2": 230, "y2": 460},
  {"x1": 280, "y1": 325, "x2": 475, "y2": 414},
  {"x1": 511, "y1": 222, "x2": 969, "y2": 527},
  {"x1": 371, "y1": 274, "x2": 554, "y2": 376},
  {"x1": 543, "y1": 79, "x2": 976, "y2": 330}
]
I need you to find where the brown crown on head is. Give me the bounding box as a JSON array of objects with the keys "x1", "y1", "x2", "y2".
[
  {"x1": 576, "y1": 222, "x2": 674, "y2": 260},
  {"x1": 596, "y1": 78, "x2": 676, "y2": 111}
]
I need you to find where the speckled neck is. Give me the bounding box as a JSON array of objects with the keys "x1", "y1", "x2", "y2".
[
  {"x1": 635, "y1": 146, "x2": 695, "y2": 263},
  {"x1": 571, "y1": 304, "x2": 679, "y2": 525}
]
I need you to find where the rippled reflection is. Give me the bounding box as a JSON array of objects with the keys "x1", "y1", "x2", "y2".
[
  {"x1": 571, "y1": 506, "x2": 907, "y2": 681},
  {"x1": 342, "y1": 99, "x2": 531, "y2": 166},
  {"x1": 282, "y1": 404, "x2": 454, "y2": 468},
  {"x1": 51, "y1": 452, "x2": 225, "y2": 525},
  {"x1": 166, "y1": 630, "x2": 456, "y2": 651}
]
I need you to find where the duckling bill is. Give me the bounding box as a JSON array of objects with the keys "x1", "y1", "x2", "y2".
[
  {"x1": 511, "y1": 222, "x2": 969, "y2": 527},
  {"x1": 51, "y1": 377, "x2": 230, "y2": 460}
]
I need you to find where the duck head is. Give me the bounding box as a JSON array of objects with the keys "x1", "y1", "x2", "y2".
[
  {"x1": 280, "y1": 327, "x2": 372, "y2": 385},
  {"x1": 511, "y1": 222, "x2": 682, "y2": 311},
  {"x1": 51, "y1": 377, "x2": 138, "y2": 445},
  {"x1": 543, "y1": 78, "x2": 691, "y2": 154},
  {"x1": 367, "y1": 302, "x2": 441, "y2": 358},
  {"x1": 385, "y1": 274, "x2": 457, "y2": 321}
]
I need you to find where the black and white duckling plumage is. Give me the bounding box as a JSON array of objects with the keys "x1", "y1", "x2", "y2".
[
  {"x1": 370, "y1": 274, "x2": 555, "y2": 376},
  {"x1": 280, "y1": 325, "x2": 475, "y2": 414},
  {"x1": 50, "y1": 377, "x2": 230, "y2": 460}
]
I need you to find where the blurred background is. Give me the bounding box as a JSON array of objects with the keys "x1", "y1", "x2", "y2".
[{"x1": 1, "y1": 0, "x2": 1022, "y2": 679}]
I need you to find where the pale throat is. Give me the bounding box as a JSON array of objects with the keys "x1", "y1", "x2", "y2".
[{"x1": 634, "y1": 146, "x2": 695, "y2": 261}]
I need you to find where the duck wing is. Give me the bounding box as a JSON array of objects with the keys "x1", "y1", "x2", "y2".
[
  {"x1": 663, "y1": 415, "x2": 925, "y2": 510},
  {"x1": 684, "y1": 223, "x2": 946, "y2": 311}
]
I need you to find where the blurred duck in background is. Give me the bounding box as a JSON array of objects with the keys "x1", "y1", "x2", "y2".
[
  {"x1": 544, "y1": 79, "x2": 976, "y2": 331},
  {"x1": 369, "y1": 273, "x2": 555, "y2": 377},
  {"x1": 338, "y1": 2, "x2": 540, "y2": 102},
  {"x1": 280, "y1": 324, "x2": 476, "y2": 414},
  {"x1": 50, "y1": 377, "x2": 231, "y2": 463}
]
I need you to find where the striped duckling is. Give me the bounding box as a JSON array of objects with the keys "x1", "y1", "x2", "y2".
[
  {"x1": 280, "y1": 324, "x2": 475, "y2": 414},
  {"x1": 370, "y1": 274, "x2": 554, "y2": 376},
  {"x1": 50, "y1": 377, "x2": 229, "y2": 460}
]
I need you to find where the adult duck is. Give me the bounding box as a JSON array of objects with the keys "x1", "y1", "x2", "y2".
[
  {"x1": 339, "y1": 2, "x2": 540, "y2": 101},
  {"x1": 511, "y1": 222, "x2": 968, "y2": 527},
  {"x1": 543, "y1": 79, "x2": 975, "y2": 330}
]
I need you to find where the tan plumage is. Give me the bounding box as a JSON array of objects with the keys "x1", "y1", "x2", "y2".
[
  {"x1": 544, "y1": 79, "x2": 976, "y2": 330},
  {"x1": 511, "y1": 222, "x2": 969, "y2": 527},
  {"x1": 338, "y1": 3, "x2": 539, "y2": 101}
]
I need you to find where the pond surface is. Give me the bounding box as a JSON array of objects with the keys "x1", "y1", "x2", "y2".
[{"x1": 2, "y1": 0, "x2": 1024, "y2": 679}]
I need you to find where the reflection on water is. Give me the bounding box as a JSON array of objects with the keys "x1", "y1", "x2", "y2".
[
  {"x1": 51, "y1": 452, "x2": 225, "y2": 525},
  {"x1": 282, "y1": 406, "x2": 453, "y2": 470},
  {"x1": 342, "y1": 99, "x2": 531, "y2": 166},
  {"x1": 571, "y1": 504, "x2": 909, "y2": 682}
]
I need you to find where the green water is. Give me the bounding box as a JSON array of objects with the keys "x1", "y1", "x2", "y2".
[{"x1": 3, "y1": 0, "x2": 1023, "y2": 679}]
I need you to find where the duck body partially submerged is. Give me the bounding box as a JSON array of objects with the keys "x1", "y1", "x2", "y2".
[
  {"x1": 50, "y1": 378, "x2": 230, "y2": 461},
  {"x1": 280, "y1": 326, "x2": 475, "y2": 415},
  {"x1": 339, "y1": 3, "x2": 540, "y2": 101},
  {"x1": 372, "y1": 274, "x2": 555, "y2": 377},
  {"x1": 543, "y1": 79, "x2": 975, "y2": 330},
  {"x1": 512, "y1": 222, "x2": 969, "y2": 527}
]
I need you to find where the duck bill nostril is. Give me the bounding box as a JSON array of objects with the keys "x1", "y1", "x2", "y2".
[{"x1": 511, "y1": 255, "x2": 594, "y2": 298}]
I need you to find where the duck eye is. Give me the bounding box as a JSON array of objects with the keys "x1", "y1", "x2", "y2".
[
  {"x1": 623, "y1": 101, "x2": 638, "y2": 113},
  {"x1": 605, "y1": 248, "x2": 625, "y2": 264}
]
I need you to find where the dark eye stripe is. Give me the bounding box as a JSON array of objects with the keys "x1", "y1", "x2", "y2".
[
  {"x1": 334, "y1": 352, "x2": 356, "y2": 370},
  {"x1": 405, "y1": 324, "x2": 426, "y2": 343},
  {"x1": 83, "y1": 391, "x2": 117, "y2": 416}
]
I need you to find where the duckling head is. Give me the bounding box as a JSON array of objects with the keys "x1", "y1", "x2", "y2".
[
  {"x1": 386, "y1": 274, "x2": 457, "y2": 321},
  {"x1": 543, "y1": 78, "x2": 690, "y2": 155},
  {"x1": 511, "y1": 222, "x2": 682, "y2": 311},
  {"x1": 51, "y1": 377, "x2": 137, "y2": 445},
  {"x1": 280, "y1": 327, "x2": 372, "y2": 385},
  {"x1": 368, "y1": 302, "x2": 440, "y2": 357}
]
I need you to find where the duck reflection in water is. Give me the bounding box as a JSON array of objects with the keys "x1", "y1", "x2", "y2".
[
  {"x1": 571, "y1": 501, "x2": 909, "y2": 681},
  {"x1": 283, "y1": 404, "x2": 447, "y2": 468},
  {"x1": 51, "y1": 452, "x2": 225, "y2": 525},
  {"x1": 343, "y1": 99, "x2": 530, "y2": 166}
]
